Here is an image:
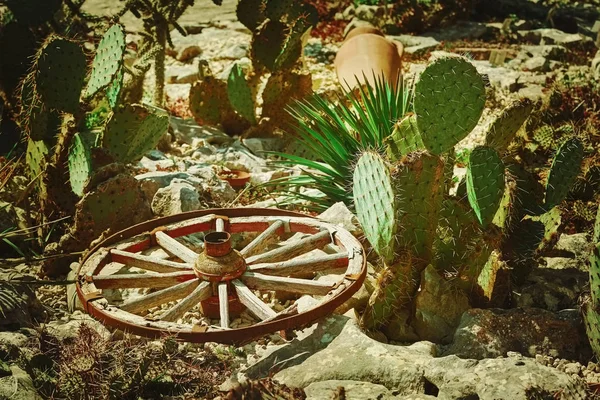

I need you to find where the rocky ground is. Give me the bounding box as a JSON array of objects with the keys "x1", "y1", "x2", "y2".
[{"x1": 3, "y1": 1, "x2": 600, "y2": 399}]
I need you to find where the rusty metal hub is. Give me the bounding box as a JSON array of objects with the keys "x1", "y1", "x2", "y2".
[{"x1": 194, "y1": 232, "x2": 246, "y2": 281}]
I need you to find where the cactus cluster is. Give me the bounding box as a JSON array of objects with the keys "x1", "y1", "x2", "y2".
[
  {"x1": 352, "y1": 56, "x2": 583, "y2": 342},
  {"x1": 188, "y1": 0, "x2": 317, "y2": 135},
  {"x1": 18, "y1": 25, "x2": 164, "y2": 275}
]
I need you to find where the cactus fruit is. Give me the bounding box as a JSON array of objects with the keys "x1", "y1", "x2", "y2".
[
  {"x1": 85, "y1": 24, "x2": 127, "y2": 99},
  {"x1": 391, "y1": 152, "x2": 444, "y2": 264},
  {"x1": 189, "y1": 77, "x2": 230, "y2": 126},
  {"x1": 385, "y1": 114, "x2": 425, "y2": 161},
  {"x1": 227, "y1": 64, "x2": 256, "y2": 125},
  {"x1": 413, "y1": 57, "x2": 486, "y2": 155},
  {"x1": 102, "y1": 104, "x2": 169, "y2": 164},
  {"x1": 545, "y1": 137, "x2": 583, "y2": 208},
  {"x1": 466, "y1": 146, "x2": 505, "y2": 227},
  {"x1": 35, "y1": 37, "x2": 87, "y2": 114},
  {"x1": 353, "y1": 151, "x2": 397, "y2": 263},
  {"x1": 484, "y1": 98, "x2": 533, "y2": 155},
  {"x1": 236, "y1": 0, "x2": 267, "y2": 31},
  {"x1": 68, "y1": 132, "x2": 96, "y2": 197}
]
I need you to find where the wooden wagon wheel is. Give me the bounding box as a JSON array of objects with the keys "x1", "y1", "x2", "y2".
[{"x1": 76, "y1": 208, "x2": 366, "y2": 345}]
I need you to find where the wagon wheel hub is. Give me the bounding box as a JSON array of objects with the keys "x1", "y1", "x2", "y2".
[{"x1": 76, "y1": 208, "x2": 366, "y2": 345}]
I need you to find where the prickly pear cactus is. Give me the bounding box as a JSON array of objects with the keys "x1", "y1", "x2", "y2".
[
  {"x1": 391, "y1": 151, "x2": 444, "y2": 264},
  {"x1": 68, "y1": 132, "x2": 96, "y2": 197},
  {"x1": 189, "y1": 77, "x2": 230, "y2": 126},
  {"x1": 413, "y1": 56, "x2": 485, "y2": 155},
  {"x1": 5, "y1": 0, "x2": 62, "y2": 25},
  {"x1": 236, "y1": 0, "x2": 267, "y2": 31},
  {"x1": 466, "y1": 146, "x2": 505, "y2": 227},
  {"x1": 26, "y1": 138, "x2": 49, "y2": 183},
  {"x1": 484, "y1": 98, "x2": 533, "y2": 155},
  {"x1": 545, "y1": 137, "x2": 583, "y2": 208},
  {"x1": 35, "y1": 37, "x2": 87, "y2": 114},
  {"x1": 251, "y1": 18, "x2": 308, "y2": 73},
  {"x1": 85, "y1": 24, "x2": 126, "y2": 99},
  {"x1": 353, "y1": 151, "x2": 396, "y2": 263},
  {"x1": 584, "y1": 204, "x2": 600, "y2": 358},
  {"x1": 106, "y1": 69, "x2": 124, "y2": 110},
  {"x1": 227, "y1": 64, "x2": 256, "y2": 124},
  {"x1": 262, "y1": 70, "x2": 312, "y2": 124},
  {"x1": 385, "y1": 114, "x2": 424, "y2": 162},
  {"x1": 102, "y1": 104, "x2": 169, "y2": 164}
]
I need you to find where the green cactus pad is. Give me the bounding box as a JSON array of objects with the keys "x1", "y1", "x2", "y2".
[
  {"x1": 584, "y1": 283, "x2": 600, "y2": 359},
  {"x1": 35, "y1": 37, "x2": 87, "y2": 114},
  {"x1": 392, "y1": 152, "x2": 445, "y2": 264},
  {"x1": 227, "y1": 64, "x2": 256, "y2": 124},
  {"x1": 532, "y1": 125, "x2": 555, "y2": 150},
  {"x1": 26, "y1": 138, "x2": 49, "y2": 181},
  {"x1": 385, "y1": 114, "x2": 425, "y2": 161},
  {"x1": 106, "y1": 68, "x2": 124, "y2": 109},
  {"x1": 189, "y1": 77, "x2": 230, "y2": 126},
  {"x1": 265, "y1": 0, "x2": 319, "y2": 26},
  {"x1": 85, "y1": 24, "x2": 126, "y2": 99},
  {"x1": 484, "y1": 98, "x2": 533, "y2": 155},
  {"x1": 466, "y1": 146, "x2": 505, "y2": 227},
  {"x1": 251, "y1": 19, "x2": 304, "y2": 72},
  {"x1": 353, "y1": 151, "x2": 397, "y2": 263},
  {"x1": 594, "y1": 204, "x2": 600, "y2": 244},
  {"x1": 102, "y1": 104, "x2": 169, "y2": 164},
  {"x1": 414, "y1": 57, "x2": 485, "y2": 155},
  {"x1": 545, "y1": 137, "x2": 583, "y2": 208},
  {"x1": 262, "y1": 70, "x2": 312, "y2": 123},
  {"x1": 68, "y1": 132, "x2": 96, "y2": 197},
  {"x1": 236, "y1": 0, "x2": 267, "y2": 31}
]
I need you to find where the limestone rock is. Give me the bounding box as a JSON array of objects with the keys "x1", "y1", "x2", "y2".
[
  {"x1": 445, "y1": 308, "x2": 591, "y2": 361},
  {"x1": 0, "y1": 365, "x2": 42, "y2": 400},
  {"x1": 151, "y1": 179, "x2": 202, "y2": 216}
]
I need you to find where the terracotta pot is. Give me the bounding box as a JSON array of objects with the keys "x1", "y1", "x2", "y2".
[
  {"x1": 334, "y1": 27, "x2": 404, "y2": 90},
  {"x1": 218, "y1": 170, "x2": 251, "y2": 188}
]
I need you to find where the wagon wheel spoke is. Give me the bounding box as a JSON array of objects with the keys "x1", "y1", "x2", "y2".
[
  {"x1": 240, "y1": 220, "x2": 284, "y2": 257},
  {"x1": 120, "y1": 279, "x2": 200, "y2": 314},
  {"x1": 248, "y1": 252, "x2": 348, "y2": 276},
  {"x1": 111, "y1": 249, "x2": 193, "y2": 273},
  {"x1": 240, "y1": 272, "x2": 333, "y2": 296},
  {"x1": 245, "y1": 229, "x2": 331, "y2": 265},
  {"x1": 91, "y1": 271, "x2": 196, "y2": 289},
  {"x1": 159, "y1": 281, "x2": 212, "y2": 322},
  {"x1": 218, "y1": 283, "x2": 229, "y2": 328},
  {"x1": 232, "y1": 279, "x2": 277, "y2": 321},
  {"x1": 154, "y1": 231, "x2": 199, "y2": 263},
  {"x1": 215, "y1": 217, "x2": 227, "y2": 232}
]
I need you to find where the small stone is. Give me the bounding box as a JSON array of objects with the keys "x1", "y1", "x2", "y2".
[
  {"x1": 564, "y1": 363, "x2": 582, "y2": 375},
  {"x1": 588, "y1": 361, "x2": 598, "y2": 371},
  {"x1": 535, "y1": 354, "x2": 544, "y2": 364}
]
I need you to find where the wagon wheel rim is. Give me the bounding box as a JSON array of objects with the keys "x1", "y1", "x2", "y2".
[{"x1": 76, "y1": 208, "x2": 366, "y2": 345}]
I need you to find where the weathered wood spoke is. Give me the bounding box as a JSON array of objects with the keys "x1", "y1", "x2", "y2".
[
  {"x1": 245, "y1": 230, "x2": 331, "y2": 265},
  {"x1": 120, "y1": 279, "x2": 200, "y2": 314},
  {"x1": 240, "y1": 272, "x2": 333, "y2": 295},
  {"x1": 218, "y1": 283, "x2": 229, "y2": 329},
  {"x1": 159, "y1": 281, "x2": 212, "y2": 322},
  {"x1": 92, "y1": 271, "x2": 196, "y2": 289},
  {"x1": 240, "y1": 220, "x2": 284, "y2": 257},
  {"x1": 232, "y1": 279, "x2": 277, "y2": 321},
  {"x1": 216, "y1": 218, "x2": 226, "y2": 232},
  {"x1": 154, "y1": 231, "x2": 199, "y2": 263},
  {"x1": 111, "y1": 249, "x2": 193, "y2": 273},
  {"x1": 248, "y1": 252, "x2": 348, "y2": 276}
]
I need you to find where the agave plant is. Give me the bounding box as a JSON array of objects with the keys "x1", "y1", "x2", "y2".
[{"x1": 264, "y1": 73, "x2": 413, "y2": 211}]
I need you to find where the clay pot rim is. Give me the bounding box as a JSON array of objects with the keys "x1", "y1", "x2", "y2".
[{"x1": 218, "y1": 170, "x2": 251, "y2": 188}]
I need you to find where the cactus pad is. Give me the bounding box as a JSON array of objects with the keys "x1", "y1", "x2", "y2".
[
  {"x1": 251, "y1": 19, "x2": 303, "y2": 72},
  {"x1": 385, "y1": 114, "x2": 425, "y2": 161},
  {"x1": 85, "y1": 24, "x2": 126, "y2": 99},
  {"x1": 35, "y1": 37, "x2": 86, "y2": 114},
  {"x1": 265, "y1": 0, "x2": 319, "y2": 26},
  {"x1": 236, "y1": 0, "x2": 266, "y2": 31},
  {"x1": 466, "y1": 146, "x2": 505, "y2": 227},
  {"x1": 26, "y1": 138, "x2": 49, "y2": 182},
  {"x1": 545, "y1": 137, "x2": 583, "y2": 208},
  {"x1": 227, "y1": 64, "x2": 256, "y2": 124},
  {"x1": 262, "y1": 70, "x2": 312, "y2": 124},
  {"x1": 353, "y1": 151, "x2": 396, "y2": 263},
  {"x1": 102, "y1": 104, "x2": 169, "y2": 164},
  {"x1": 106, "y1": 68, "x2": 123, "y2": 109},
  {"x1": 484, "y1": 98, "x2": 533, "y2": 155},
  {"x1": 68, "y1": 132, "x2": 96, "y2": 197},
  {"x1": 6, "y1": 0, "x2": 61, "y2": 25},
  {"x1": 414, "y1": 57, "x2": 485, "y2": 155},
  {"x1": 391, "y1": 152, "x2": 444, "y2": 264},
  {"x1": 189, "y1": 77, "x2": 230, "y2": 126},
  {"x1": 594, "y1": 203, "x2": 600, "y2": 244}
]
